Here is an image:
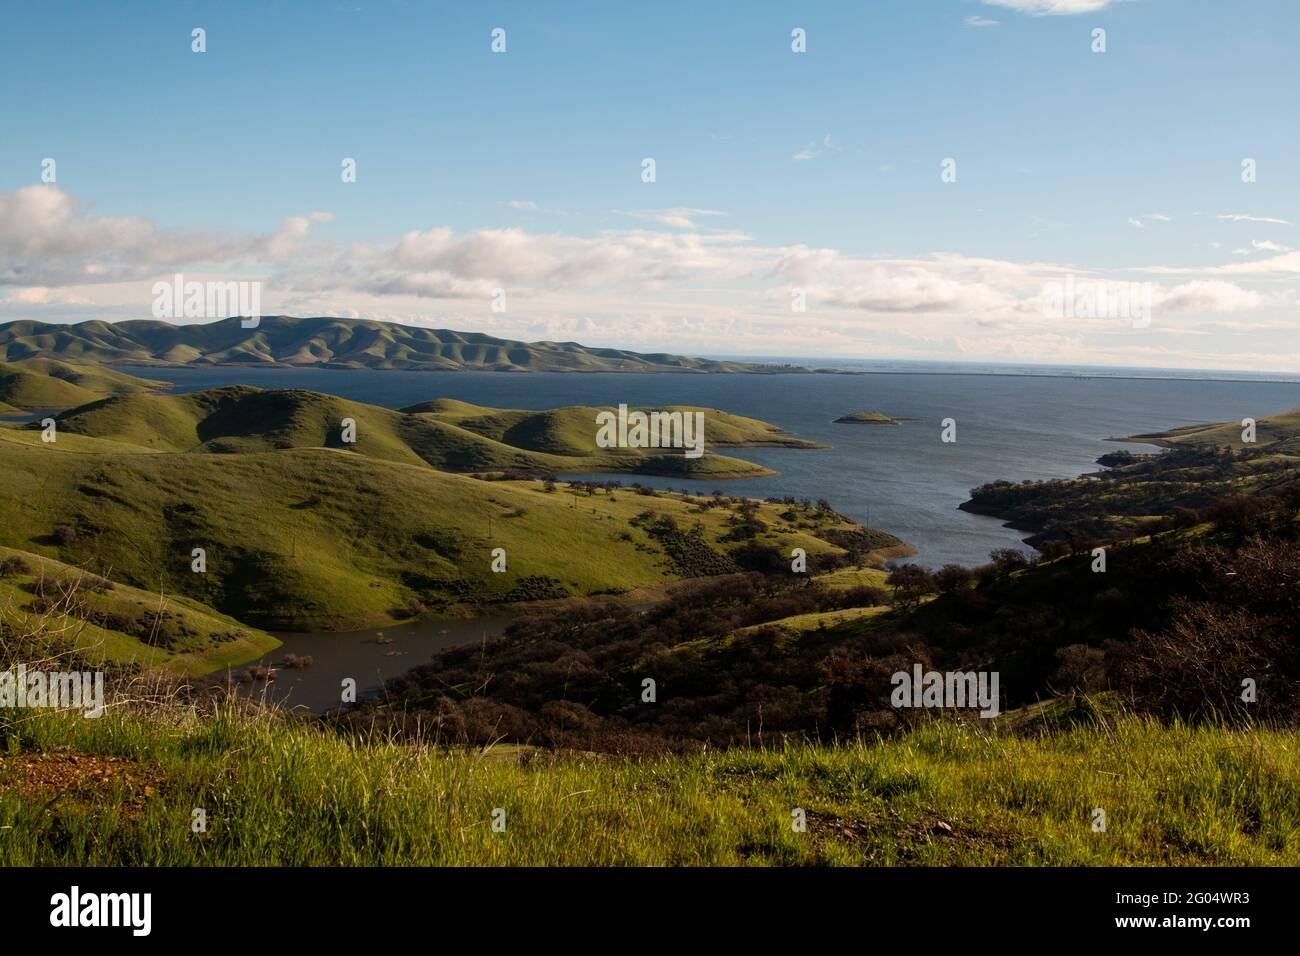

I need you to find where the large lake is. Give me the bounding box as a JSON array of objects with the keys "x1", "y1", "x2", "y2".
[{"x1": 122, "y1": 363, "x2": 1300, "y2": 568}]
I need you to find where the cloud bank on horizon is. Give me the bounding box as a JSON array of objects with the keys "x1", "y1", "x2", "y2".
[{"x1": 1, "y1": 0, "x2": 1297, "y2": 372}]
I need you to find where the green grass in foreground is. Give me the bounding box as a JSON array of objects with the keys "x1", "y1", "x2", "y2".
[{"x1": 1, "y1": 704, "x2": 1296, "y2": 865}]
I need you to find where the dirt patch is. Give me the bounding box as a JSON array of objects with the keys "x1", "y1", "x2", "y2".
[
  {"x1": 805, "y1": 806, "x2": 1018, "y2": 861},
  {"x1": 805, "y1": 808, "x2": 876, "y2": 844},
  {"x1": 0, "y1": 752, "x2": 164, "y2": 818},
  {"x1": 891, "y1": 807, "x2": 1018, "y2": 859}
]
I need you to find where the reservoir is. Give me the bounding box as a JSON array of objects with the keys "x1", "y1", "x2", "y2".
[{"x1": 224, "y1": 611, "x2": 515, "y2": 713}]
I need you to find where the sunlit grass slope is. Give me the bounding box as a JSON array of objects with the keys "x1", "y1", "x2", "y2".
[
  {"x1": 0, "y1": 435, "x2": 867, "y2": 632},
  {"x1": 1124, "y1": 406, "x2": 1300, "y2": 451},
  {"x1": 0, "y1": 358, "x2": 167, "y2": 412}
]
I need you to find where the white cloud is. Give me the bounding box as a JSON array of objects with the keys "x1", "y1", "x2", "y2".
[
  {"x1": 6, "y1": 286, "x2": 93, "y2": 306},
  {"x1": 983, "y1": 0, "x2": 1119, "y2": 14},
  {"x1": 1211, "y1": 251, "x2": 1300, "y2": 274},
  {"x1": 0, "y1": 185, "x2": 331, "y2": 286},
  {"x1": 502, "y1": 200, "x2": 539, "y2": 211},
  {"x1": 1152, "y1": 280, "x2": 1268, "y2": 314},
  {"x1": 793, "y1": 134, "x2": 839, "y2": 162},
  {"x1": 965, "y1": 16, "x2": 1000, "y2": 27},
  {"x1": 267, "y1": 212, "x2": 334, "y2": 258},
  {"x1": 1217, "y1": 213, "x2": 1292, "y2": 225},
  {"x1": 1251, "y1": 239, "x2": 1291, "y2": 253},
  {"x1": 614, "y1": 208, "x2": 725, "y2": 229},
  {"x1": 1129, "y1": 213, "x2": 1170, "y2": 228}
]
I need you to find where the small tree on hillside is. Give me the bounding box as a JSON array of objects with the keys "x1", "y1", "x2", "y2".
[{"x1": 886, "y1": 564, "x2": 937, "y2": 610}]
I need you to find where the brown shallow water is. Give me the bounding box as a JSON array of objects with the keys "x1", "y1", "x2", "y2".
[{"x1": 223, "y1": 612, "x2": 516, "y2": 713}]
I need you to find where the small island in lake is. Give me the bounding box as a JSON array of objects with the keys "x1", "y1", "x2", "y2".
[{"x1": 833, "y1": 410, "x2": 905, "y2": 425}]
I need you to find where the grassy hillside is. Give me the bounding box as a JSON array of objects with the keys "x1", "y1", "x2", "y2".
[
  {"x1": 0, "y1": 425, "x2": 886, "y2": 634},
  {"x1": 1123, "y1": 406, "x2": 1300, "y2": 451},
  {"x1": 0, "y1": 358, "x2": 167, "y2": 412},
  {"x1": 0, "y1": 546, "x2": 277, "y2": 674},
  {"x1": 405, "y1": 397, "x2": 823, "y2": 454},
  {"x1": 0, "y1": 316, "x2": 793, "y2": 373},
  {"x1": 2, "y1": 701, "x2": 1295, "y2": 865},
  {"x1": 6, "y1": 357, "x2": 169, "y2": 397},
  {"x1": 49, "y1": 386, "x2": 808, "y2": 477}
]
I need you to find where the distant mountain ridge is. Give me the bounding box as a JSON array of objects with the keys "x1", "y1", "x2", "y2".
[{"x1": 0, "y1": 316, "x2": 799, "y2": 373}]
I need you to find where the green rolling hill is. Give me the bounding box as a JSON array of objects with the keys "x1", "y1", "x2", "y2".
[
  {"x1": 0, "y1": 436, "x2": 879, "y2": 637},
  {"x1": 0, "y1": 358, "x2": 168, "y2": 413},
  {"x1": 1121, "y1": 407, "x2": 1300, "y2": 452},
  {"x1": 0, "y1": 316, "x2": 795, "y2": 373},
  {"x1": 47, "y1": 386, "x2": 815, "y2": 477}
]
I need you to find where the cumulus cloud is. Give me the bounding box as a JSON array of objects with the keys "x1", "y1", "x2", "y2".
[
  {"x1": 772, "y1": 249, "x2": 1041, "y2": 316},
  {"x1": 1152, "y1": 280, "x2": 1268, "y2": 314},
  {"x1": 0, "y1": 185, "x2": 332, "y2": 286},
  {"x1": 267, "y1": 212, "x2": 334, "y2": 258},
  {"x1": 1208, "y1": 251, "x2": 1300, "y2": 275}
]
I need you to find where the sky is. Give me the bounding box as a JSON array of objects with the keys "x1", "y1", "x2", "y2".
[{"x1": 1, "y1": 0, "x2": 1298, "y2": 371}]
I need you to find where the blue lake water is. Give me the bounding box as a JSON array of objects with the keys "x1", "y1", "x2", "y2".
[{"x1": 121, "y1": 364, "x2": 1300, "y2": 568}]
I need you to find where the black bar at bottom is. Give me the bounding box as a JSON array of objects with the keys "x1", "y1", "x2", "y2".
[{"x1": 1, "y1": 866, "x2": 1283, "y2": 942}]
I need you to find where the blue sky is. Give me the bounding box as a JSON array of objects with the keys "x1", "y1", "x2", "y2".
[{"x1": 2, "y1": 0, "x2": 1298, "y2": 370}]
